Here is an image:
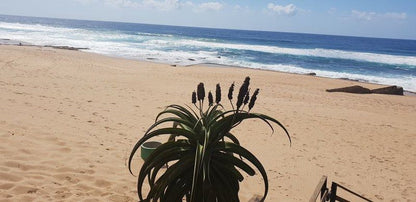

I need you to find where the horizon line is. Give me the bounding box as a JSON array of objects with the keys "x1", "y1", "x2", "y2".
[{"x1": 1, "y1": 13, "x2": 415, "y2": 41}]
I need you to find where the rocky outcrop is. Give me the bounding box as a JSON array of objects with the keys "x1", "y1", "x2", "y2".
[
  {"x1": 326, "y1": 85, "x2": 371, "y2": 94},
  {"x1": 371, "y1": 86, "x2": 403, "y2": 95},
  {"x1": 327, "y1": 85, "x2": 404, "y2": 95},
  {"x1": 44, "y1": 45, "x2": 88, "y2": 51}
]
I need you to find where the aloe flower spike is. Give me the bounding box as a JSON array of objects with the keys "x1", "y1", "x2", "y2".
[
  {"x1": 208, "y1": 91, "x2": 213, "y2": 106},
  {"x1": 215, "y1": 83, "x2": 221, "y2": 104},
  {"x1": 237, "y1": 77, "x2": 250, "y2": 110},
  {"x1": 197, "y1": 82, "x2": 205, "y2": 101},
  {"x1": 192, "y1": 91, "x2": 197, "y2": 104},
  {"x1": 243, "y1": 89, "x2": 250, "y2": 106},
  {"x1": 228, "y1": 82, "x2": 235, "y2": 109},
  {"x1": 248, "y1": 88, "x2": 259, "y2": 111},
  {"x1": 228, "y1": 82, "x2": 234, "y2": 100}
]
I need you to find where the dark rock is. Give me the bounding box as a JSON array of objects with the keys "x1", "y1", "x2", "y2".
[
  {"x1": 306, "y1": 72, "x2": 316, "y2": 76},
  {"x1": 44, "y1": 45, "x2": 88, "y2": 51},
  {"x1": 326, "y1": 85, "x2": 371, "y2": 94},
  {"x1": 340, "y1": 78, "x2": 361, "y2": 82},
  {"x1": 171, "y1": 64, "x2": 177, "y2": 67},
  {"x1": 188, "y1": 58, "x2": 196, "y2": 61},
  {"x1": 371, "y1": 86, "x2": 403, "y2": 95}
]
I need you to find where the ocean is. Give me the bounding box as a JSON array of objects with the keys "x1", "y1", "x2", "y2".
[{"x1": 1, "y1": 14, "x2": 416, "y2": 91}]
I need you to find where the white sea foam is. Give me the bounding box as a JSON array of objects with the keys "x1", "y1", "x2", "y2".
[
  {"x1": 144, "y1": 39, "x2": 416, "y2": 66},
  {"x1": 216, "y1": 59, "x2": 416, "y2": 91},
  {"x1": 0, "y1": 22, "x2": 80, "y2": 33},
  {"x1": 2, "y1": 22, "x2": 415, "y2": 66},
  {"x1": 136, "y1": 32, "x2": 173, "y2": 37}
]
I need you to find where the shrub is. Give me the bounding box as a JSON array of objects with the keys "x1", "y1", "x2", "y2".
[{"x1": 129, "y1": 76, "x2": 290, "y2": 202}]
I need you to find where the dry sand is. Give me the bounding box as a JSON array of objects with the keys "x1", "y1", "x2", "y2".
[{"x1": 0, "y1": 45, "x2": 415, "y2": 201}]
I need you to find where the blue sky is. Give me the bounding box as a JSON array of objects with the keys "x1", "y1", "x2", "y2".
[{"x1": 0, "y1": 0, "x2": 415, "y2": 39}]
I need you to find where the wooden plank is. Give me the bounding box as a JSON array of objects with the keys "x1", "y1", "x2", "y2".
[
  {"x1": 335, "y1": 183, "x2": 373, "y2": 202},
  {"x1": 330, "y1": 182, "x2": 337, "y2": 202},
  {"x1": 309, "y1": 175, "x2": 328, "y2": 202},
  {"x1": 320, "y1": 190, "x2": 329, "y2": 202}
]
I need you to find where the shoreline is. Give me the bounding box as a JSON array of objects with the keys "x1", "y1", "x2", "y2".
[
  {"x1": 1, "y1": 45, "x2": 415, "y2": 201},
  {"x1": 1, "y1": 38, "x2": 415, "y2": 95},
  {"x1": 193, "y1": 62, "x2": 416, "y2": 95}
]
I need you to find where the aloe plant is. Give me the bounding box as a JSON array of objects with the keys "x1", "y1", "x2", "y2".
[{"x1": 129, "y1": 77, "x2": 290, "y2": 202}]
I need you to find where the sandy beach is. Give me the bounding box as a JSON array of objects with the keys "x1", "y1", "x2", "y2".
[{"x1": 0, "y1": 45, "x2": 415, "y2": 201}]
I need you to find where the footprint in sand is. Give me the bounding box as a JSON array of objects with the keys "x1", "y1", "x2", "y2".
[
  {"x1": 374, "y1": 194, "x2": 384, "y2": 200},
  {"x1": 0, "y1": 183, "x2": 15, "y2": 190},
  {"x1": 94, "y1": 179, "x2": 111, "y2": 188},
  {"x1": 11, "y1": 185, "x2": 38, "y2": 194},
  {"x1": 59, "y1": 147, "x2": 72, "y2": 153},
  {"x1": 108, "y1": 195, "x2": 134, "y2": 201},
  {"x1": 0, "y1": 172, "x2": 23, "y2": 182},
  {"x1": 84, "y1": 198, "x2": 100, "y2": 202}
]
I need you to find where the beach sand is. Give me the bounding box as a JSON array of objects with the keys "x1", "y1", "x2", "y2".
[{"x1": 0, "y1": 45, "x2": 415, "y2": 201}]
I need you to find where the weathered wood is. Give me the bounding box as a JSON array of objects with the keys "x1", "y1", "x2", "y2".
[
  {"x1": 329, "y1": 182, "x2": 338, "y2": 202},
  {"x1": 334, "y1": 183, "x2": 373, "y2": 202},
  {"x1": 309, "y1": 175, "x2": 328, "y2": 202},
  {"x1": 310, "y1": 176, "x2": 373, "y2": 202},
  {"x1": 320, "y1": 189, "x2": 329, "y2": 202}
]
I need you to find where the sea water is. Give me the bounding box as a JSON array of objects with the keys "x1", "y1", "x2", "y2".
[{"x1": 1, "y1": 14, "x2": 415, "y2": 91}]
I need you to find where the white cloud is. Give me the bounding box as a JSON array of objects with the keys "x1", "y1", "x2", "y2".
[
  {"x1": 182, "y1": 1, "x2": 194, "y2": 7},
  {"x1": 74, "y1": 0, "x2": 98, "y2": 4},
  {"x1": 351, "y1": 10, "x2": 376, "y2": 21},
  {"x1": 75, "y1": 0, "x2": 224, "y2": 11},
  {"x1": 328, "y1": 8, "x2": 336, "y2": 15},
  {"x1": 142, "y1": 0, "x2": 179, "y2": 10},
  {"x1": 103, "y1": 0, "x2": 140, "y2": 8},
  {"x1": 267, "y1": 3, "x2": 297, "y2": 16},
  {"x1": 385, "y1": 12, "x2": 407, "y2": 20},
  {"x1": 352, "y1": 10, "x2": 407, "y2": 21},
  {"x1": 76, "y1": 0, "x2": 178, "y2": 10},
  {"x1": 198, "y1": 2, "x2": 223, "y2": 11}
]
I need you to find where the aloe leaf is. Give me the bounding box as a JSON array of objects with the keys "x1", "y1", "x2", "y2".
[
  {"x1": 251, "y1": 113, "x2": 291, "y2": 144},
  {"x1": 190, "y1": 143, "x2": 204, "y2": 201},
  {"x1": 144, "y1": 117, "x2": 195, "y2": 136},
  {"x1": 211, "y1": 165, "x2": 239, "y2": 201},
  {"x1": 137, "y1": 141, "x2": 192, "y2": 200},
  {"x1": 148, "y1": 149, "x2": 194, "y2": 187},
  {"x1": 143, "y1": 152, "x2": 193, "y2": 199},
  {"x1": 210, "y1": 158, "x2": 244, "y2": 182},
  {"x1": 148, "y1": 156, "x2": 194, "y2": 201},
  {"x1": 156, "y1": 109, "x2": 197, "y2": 124},
  {"x1": 169, "y1": 104, "x2": 200, "y2": 120},
  {"x1": 129, "y1": 128, "x2": 197, "y2": 175},
  {"x1": 212, "y1": 152, "x2": 255, "y2": 176},
  {"x1": 219, "y1": 142, "x2": 269, "y2": 202},
  {"x1": 224, "y1": 132, "x2": 240, "y2": 145}
]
